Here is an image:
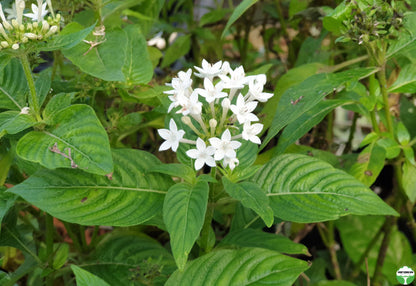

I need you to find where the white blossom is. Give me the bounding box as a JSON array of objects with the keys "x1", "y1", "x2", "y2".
[
  {"x1": 230, "y1": 94, "x2": 259, "y2": 124},
  {"x1": 195, "y1": 78, "x2": 227, "y2": 103},
  {"x1": 219, "y1": 66, "x2": 247, "y2": 89},
  {"x1": 247, "y1": 78, "x2": 273, "y2": 102},
  {"x1": 4, "y1": 3, "x2": 17, "y2": 20},
  {"x1": 186, "y1": 138, "x2": 216, "y2": 170},
  {"x1": 242, "y1": 122, "x2": 263, "y2": 144},
  {"x1": 194, "y1": 59, "x2": 223, "y2": 79},
  {"x1": 24, "y1": 1, "x2": 48, "y2": 22},
  {"x1": 157, "y1": 119, "x2": 185, "y2": 152},
  {"x1": 223, "y1": 156, "x2": 239, "y2": 170},
  {"x1": 19, "y1": 107, "x2": 30, "y2": 115},
  {"x1": 209, "y1": 129, "x2": 241, "y2": 160},
  {"x1": 179, "y1": 91, "x2": 202, "y2": 116}
]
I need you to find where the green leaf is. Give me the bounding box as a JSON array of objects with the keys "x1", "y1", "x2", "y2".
[
  {"x1": 276, "y1": 99, "x2": 350, "y2": 154},
  {"x1": 251, "y1": 154, "x2": 397, "y2": 223},
  {"x1": 52, "y1": 243, "x2": 69, "y2": 270},
  {"x1": 0, "y1": 188, "x2": 17, "y2": 232},
  {"x1": 336, "y1": 215, "x2": 412, "y2": 284},
  {"x1": 17, "y1": 104, "x2": 113, "y2": 175},
  {"x1": 0, "y1": 58, "x2": 27, "y2": 111},
  {"x1": 42, "y1": 93, "x2": 75, "y2": 120},
  {"x1": 396, "y1": 122, "x2": 411, "y2": 145},
  {"x1": 234, "y1": 140, "x2": 258, "y2": 169},
  {"x1": 219, "y1": 228, "x2": 309, "y2": 255},
  {"x1": 39, "y1": 22, "x2": 96, "y2": 51},
  {"x1": 163, "y1": 181, "x2": 209, "y2": 270},
  {"x1": 322, "y1": 2, "x2": 351, "y2": 35},
  {"x1": 222, "y1": 178, "x2": 274, "y2": 227},
  {"x1": 9, "y1": 149, "x2": 170, "y2": 226},
  {"x1": 387, "y1": 12, "x2": 416, "y2": 58},
  {"x1": 0, "y1": 54, "x2": 11, "y2": 72},
  {"x1": 349, "y1": 142, "x2": 386, "y2": 186},
  {"x1": 71, "y1": 265, "x2": 111, "y2": 286},
  {"x1": 199, "y1": 9, "x2": 230, "y2": 27},
  {"x1": 388, "y1": 64, "x2": 416, "y2": 93},
  {"x1": 149, "y1": 163, "x2": 196, "y2": 184},
  {"x1": 311, "y1": 281, "x2": 357, "y2": 286},
  {"x1": 403, "y1": 161, "x2": 416, "y2": 203},
  {"x1": 62, "y1": 29, "x2": 127, "y2": 81},
  {"x1": 400, "y1": 96, "x2": 416, "y2": 139},
  {"x1": 377, "y1": 137, "x2": 400, "y2": 159},
  {"x1": 0, "y1": 111, "x2": 36, "y2": 137},
  {"x1": 262, "y1": 67, "x2": 377, "y2": 148},
  {"x1": 122, "y1": 25, "x2": 153, "y2": 84},
  {"x1": 161, "y1": 35, "x2": 191, "y2": 68},
  {"x1": 403, "y1": 146, "x2": 416, "y2": 166},
  {"x1": 166, "y1": 247, "x2": 309, "y2": 286},
  {"x1": 35, "y1": 70, "x2": 51, "y2": 109},
  {"x1": 221, "y1": 0, "x2": 259, "y2": 38}
]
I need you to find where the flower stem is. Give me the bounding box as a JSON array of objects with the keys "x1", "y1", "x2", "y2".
[
  {"x1": 20, "y1": 54, "x2": 42, "y2": 121},
  {"x1": 377, "y1": 65, "x2": 394, "y2": 136}
]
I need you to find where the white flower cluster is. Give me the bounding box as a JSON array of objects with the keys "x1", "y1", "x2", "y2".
[
  {"x1": 158, "y1": 59, "x2": 273, "y2": 171},
  {"x1": 0, "y1": 0, "x2": 61, "y2": 51}
]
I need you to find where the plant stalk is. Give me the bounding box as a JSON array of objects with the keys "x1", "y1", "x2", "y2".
[
  {"x1": 45, "y1": 213, "x2": 54, "y2": 286},
  {"x1": 377, "y1": 65, "x2": 394, "y2": 136},
  {"x1": 20, "y1": 54, "x2": 42, "y2": 121}
]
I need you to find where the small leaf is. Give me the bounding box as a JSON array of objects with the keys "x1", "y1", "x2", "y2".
[
  {"x1": 17, "y1": 104, "x2": 113, "y2": 175},
  {"x1": 349, "y1": 142, "x2": 386, "y2": 186},
  {"x1": 63, "y1": 29, "x2": 127, "y2": 81},
  {"x1": 0, "y1": 187, "x2": 17, "y2": 232},
  {"x1": 0, "y1": 111, "x2": 36, "y2": 137},
  {"x1": 222, "y1": 177, "x2": 274, "y2": 227},
  {"x1": 0, "y1": 58, "x2": 27, "y2": 111},
  {"x1": 9, "y1": 149, "x2": 170, "y2": 226},
  {"x1": 161, "y1": 35, "x2": 191, "y2": 68},
  {"x1": 403, "y1": 161, "x2": 416, "y2": 202},
  {"x1": 396, "y1": 122, "x2": 410, "y2": 145},
  {"x1": 35, "y1": 70, "x2": 51, "y2": 109},
  {"x1": 42, "y1": 93, "x2": 75, "y2": 120},
  {"x1": 377, "y1": 137, "x2": 400, "y2": 159},
  {"x1": 163, "y1": 181, "x2": 209, "y2": 270},
  {"x1": 149, "y1": 163, "x2": 196, "y2": 184},
  {"x1": 219, "y1": 228, "x2": 309, "y2": 255},
  {"x1": 166, "y1": 248, "x2": 309, "y2": 286},
  {"x1": 53, "y1": 243, "x2": 69, "y2": 270},
  {"x1": 122, "y1": 25, "x2": 153, "y2": 84},
  {"x1": 71, "y1": 265, "x2": 111, "y2": 286},
  {"x1": 387, "y1": 12, "x2": 416, "y2": 58},
  {"x1": 221, "y1": 0, "x2": 259, "y2": 38},
  {"x1": 388, "y1": 64, "x2": 416, "y2": 93},
  {"x1": 251, "y1": 154, "x2": 397, "y2": 223},
  {"x1": 199, "y1": 9, "x2": 230, "y2": 27}
]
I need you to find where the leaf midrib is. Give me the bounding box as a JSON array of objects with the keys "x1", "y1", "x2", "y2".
[
  {"x1": 14, "y1": 185, "x2": 167, "y2": 194},
  {"x1": 0, "y1": 86, "x2": 23, "y2": 109}
]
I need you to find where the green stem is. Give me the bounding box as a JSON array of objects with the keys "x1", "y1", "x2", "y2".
[
  {"x1": 20, "y1": 54, "x2": 42, "y2": 121},
  {"x1": 45, "y1": 213, "x2": 54, "y2": 286},
  {"x1": 199, "y1": 204, "x2": 214, "y2": 254},
  {"x1": 318, "y1": 222, "x2": 342, "y2": 280},
  {"x1": 63, "y1": 222, "x2": 83, "y2": 253},
  {"x1": 370, "y1": 109, "x2": 380, "y2": 133},
  {"x1": 344, "y1": 112, "x2": 358, "y2": 154},
  {"x1": 377, "y1": 65, "x2": 394, "y2": 136},
  {"x1": 321, "y1": 55, "x2": 369, "y2": 73}
]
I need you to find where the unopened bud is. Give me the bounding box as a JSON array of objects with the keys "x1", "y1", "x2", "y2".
[
  {"x1": 27, "y1": 23, "x2": 33, "y2": 30},
  {"x1": 42, "y1": 21, "x2": 49, "y2": 32},
  {"x1": 24, "y1": 33, "x2": 38, "y2": 40},
  {"x1": 1, "y1": 41, "x2": 9, "y2": 48},
  {"x1": 45, "y1": 25, "x2": 58, "y2": 37},
  {"x1": 222, "y1": 98, "x2": 230, "y2": 109},
  {"x1": 19, "y1": 25, "x2": 24, "y2": 31},
  {"x1": 3, "y1": 21, "x2": 12, "y2": 30},
  {"x1": 0, "y1": 23, "x2": 10, "y2": 40},
  {"x1": 56, "y1": 14, "x2": 61, "y2": 21},
  {"x1": 11, "y1": 43, "x2": 19, "y2": 50},
  {"x1": 182, "y1": 116, "x2": 192, "y2": 125},
  {"x1": 19, "y1": 107, "x2": 30, "y2": 115},
  {"x1": 22, "y1": 36, "x2": 28, "y2": 43},
  {"x1": 11, "y1": 19, "x2": 19, "y2": 29},
  {"x1": 209, "y1": 119, "x2": 217, "y2": 129},
  {"x1": 33, "y1": 22, "x2": 38, "y2": 29}
]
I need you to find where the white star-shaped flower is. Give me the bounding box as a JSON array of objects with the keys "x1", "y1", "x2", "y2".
[
  {"x1": 242, "y1": 122, "x2": 263, "y2": 144},
  {"x1": 209, "y1": 129, "x2": 241, "y2": 160},
  {"x1": 179, "y1": 91, "x2": 202, "y2": 116},
  {"x1": 194, "y1": 59, "x2": 223, "y2": 79},
  {"x1": 219, "y1": 66, "x2": 247, "y2": 89},
  {"x1": 157, "y1": 119, "x2": 185, "y2": 152},
  {"x1": 230, "y1": 94, "x2": 259, "y2": 124},
  {"x1": 4, "y1": 3, "x2": 17, "y2": 20},
  {"x1": 223, "y1": 156, "x2": 239, "y2": 170},
  {"x1": 248, "y1": 79, "x2": 273, "y2": 102},
  {"x1": 195, "y1": 78, "x2": 227, "y2": 103},
  {"x1": 24, "y1": 1, "x2": 48, "y2": 22},
  {"x1": 186, "y1": 138, "x2": 216, "y2": 170}
]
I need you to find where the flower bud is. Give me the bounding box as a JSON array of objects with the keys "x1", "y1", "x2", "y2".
[
  {"x1": 19, "y1": 25, "x2": 24, "y2": 31},
  {"x1": 222, "y1": 98, "x2": 230, "y2": 109},
  {"x1": 19, "y1": 107, "x2": 30, "y2": 115},
  {"x1": 0, "y1": 23, "x2": 10, "y2": 40},
  {"x1": 182, "y1": 116, "x2": 192, "y2": 125},
  {"x1": 24, "y1": 33, "x2": 38, "y2": 40},
  {"x1": 27, "y1": 23, "x2": 33, "y2": 30},
  {"x1": 44, "y1": 25, "x2": 58, "y2": 38},
  {"x1": 11, "y1": 43, "x2": 19, "y2": 50},
  {"x1": 42, "y1": 21, "x2": 50, "y2": 33},
  {"x1": 11, "y1": 19, "x2": 19, "y2": 29},
  {"x1": 33, "y1": 22, "x2": 39, "y2": 29},
  {"x1": 209, "y1": 119, "x2": 217, "y2": 129},
  {"x1": 1, "y1": 41, "x2": 9, "y2": 48},
  {"x1": 22, "y1": 36, "x2": 28, "y2": 43}
]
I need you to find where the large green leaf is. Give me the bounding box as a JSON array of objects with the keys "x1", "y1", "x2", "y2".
[
  {"x1": 0, "y1": 58, "x2": 28, "y2": 111},
  {"x1": 387, "y1": 12, "x2": 416, "y2": 58},
  {"x1": 84, "y1": 231, "x2": 175, "y2": 286},
  {"x1": 122, "y1": 25, "x2": 153, "y2": 84},
  {"x1": 0, "y1": 187, "x2": 17, "y2": 232},
  {"x1": 38, "y1": 22, "x2": 96, "y2": 51},
  {"x1": 35, "y1": 70, "x2": 51, "y2": 108},
  {"x1": 388, "y1": 64, "x2": 416, "y2": 93},
  {"x1": 62, "y1": 29, "x2": 127, "y2": 81},
  {"x1": 403, "y1": 161, "x2": 416, "y2": 202},
  {"x1": 9, "y1": 149, "x2": 171, "y2": 226},
  {"x1": 71, "y1": 265, "x2": 110, "y2": 286},
  {"x1": 251, "y1": 154, "x2": 397, "y2": 223},
  {"x1": 163, "y1": 181, "x2": 209, "y2": 270},
  {"x1": 219, "y1": 228, "x2": 309, "y2": 255},
  {"x1": 0, "y1": 111, "x2": 36, "y2": 138},
  {"x1": 149, "y1": 163, "x2": 196, "y2": 184},
  {"x1": 336, "y1": 215, "x2": 412, "y2": 284},
  {"x1": 222, "y1": 178, "x2": 274, "y2": 227},
  {"x1": 221, "y1": 0, "x2": 259, "y2": 38},
  {"x1": 166, "y1": 247, "x2": 309, "y2": 286},
  {"x1": 262, "y1": 67, "x2": 377, "y2": 148},
  {"x1": 276, "y1": 99, "x2": 350, "y2": 154},
  {"x1": 16, "y1": 104, "x2": 113, "y2": 175},
  {"x1": 349, "y1": 141, "x2": 386, "y2": 186},
  {"x1": 400, "y1": 97, "x2": 416, "y2": 139}
]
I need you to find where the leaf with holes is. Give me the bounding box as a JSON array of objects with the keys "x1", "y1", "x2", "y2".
[
  {"x1": 9, "y1": 149, "x2": 171, "y2": 226},
  {"x1": 166, "y1": 247, "x2": 309, "y2": 286},
  {"x1": 83, "y1": 231, "x2": 176, "y2": 285},
  {"x1": 251, "y1": 154, "x2": 397, "y2": 223},
  {"x1": 0, "y1": 58, "x2": 28, "y2": 111},
  {"x1": 219, "y1": 228, "x2": 309, "y2": 255},
  {"x1": 222, "y1": 178, "x2": 274, "y2": 227},
  {"x1": 163, "y1": 181, "x2": 209, "y2": 270},
  {"x1": 16, "y1": 104, "x2": 112, "y2": 175}
]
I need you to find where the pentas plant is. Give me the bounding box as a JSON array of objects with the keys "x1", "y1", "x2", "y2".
[
  {"x1": 0, "y1": 0, "x2": 61, "y2": 52},
  {"x1": 158, "y1": 59, "x2": 273, "y2": 171}
]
